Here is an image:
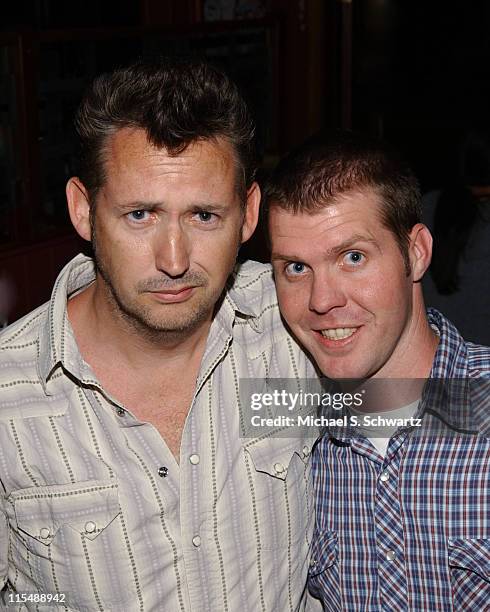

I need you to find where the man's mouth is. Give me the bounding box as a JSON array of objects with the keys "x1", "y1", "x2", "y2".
[
  {"x1": 149, "y1": 286, "x2": 195, "y2": 303},
  {"x1": 151, "y1": 287, "x2": 193, "y2": 295},
  {"x1": 319, "y1": 327, "x2": 358, "y2": 341}
]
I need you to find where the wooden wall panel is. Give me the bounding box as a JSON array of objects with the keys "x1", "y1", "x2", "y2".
[{"x1": 0, "y1": 233, "x2": 86, "y2": 326}]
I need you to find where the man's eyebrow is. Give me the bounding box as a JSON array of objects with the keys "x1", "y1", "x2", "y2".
[
  {"x1": 115, "y1": 201, "x2": 229, "y2": 213},
  {"x1": 271, "y1": 253, "x2": 303, "y2": 262},
  {"x1": 115, "y1": 201, "x2": 160, "y2": 212},
  {"x1": 190, "y1": 202, "x2": 229, "y2": 213},
  {"x1": 327, "y1": 234, "x2": 380, "y2": 255},
  {"x1": 271, "y1": 234, "x2": 380, "y2": 262}
]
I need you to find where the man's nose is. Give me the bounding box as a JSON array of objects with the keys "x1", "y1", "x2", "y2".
[
  {"x1": 154, "y1": 222, "x2": 190, "y2": 278},
  {"x1": 308, "y1": 270, "x2": 347, "y2": 314}
]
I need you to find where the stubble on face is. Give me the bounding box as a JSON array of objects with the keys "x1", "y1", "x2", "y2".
[
  {"x1": 84, "y1": 130, "x2": 248, "y2": 345},
  {"x1": 91, "y1": 219, "x2": 241, "y2": 343}
]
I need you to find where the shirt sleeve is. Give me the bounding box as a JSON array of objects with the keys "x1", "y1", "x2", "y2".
[{"x1": 0, "y1": 493, "x2": 8, "y2": 588}]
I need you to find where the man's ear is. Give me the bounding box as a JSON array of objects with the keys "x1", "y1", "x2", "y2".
[
  {"x1": 240, "y1": 181, "x2": 261, "y2": 244},
  {"x1": 408, "y1": 223, "x2": 433, "y2": 282},
  {"x1": 66, "y1": 178, "x2": 92, "y2": 241}
]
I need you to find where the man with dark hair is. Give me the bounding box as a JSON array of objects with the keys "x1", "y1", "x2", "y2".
[
  {"x1": 0, "y1": 59, "x2": 318, "y2": 611},
  {"x1": 267, "y1": 130, "x2": 490, "y2": 610}
]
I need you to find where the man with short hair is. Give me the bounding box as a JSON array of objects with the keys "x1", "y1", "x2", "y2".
[
  {"x1": 267, "y1": 130, "x2": 490, "y2": 611},
  {"x1": 0, "y1": 59, "x2": 318, "y2": 611}
]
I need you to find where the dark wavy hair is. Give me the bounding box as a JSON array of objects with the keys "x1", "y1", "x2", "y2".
[
  {"x1": 430, "y1": 130, "x2": 490, "y2": 294},
  {"x1": 265, "y1": 130, "x2": 421, "y2": 274},
  {"x1": 75, "y1": 57, "x2": 257, "y2": 207}
]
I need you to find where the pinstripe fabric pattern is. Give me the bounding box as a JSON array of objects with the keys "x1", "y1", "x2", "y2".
[
  {"x1": 309, "y1": 309, "x2": 490, "y2": 611},
  {"x1": 0, "y1": 254, "x2": 320, "y2": 612}
]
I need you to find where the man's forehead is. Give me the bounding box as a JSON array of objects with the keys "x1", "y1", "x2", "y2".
[
  {"x1": 99, "y1": 128, "x2": 243, "y2": 199},
  {"x1": 104, "y1": 127, "x2": 233, "y2": 166},
  {"x1": 269, "y1": 187, "x2": 384, "y2": 228},
  {"x1": 268, "y1": 189, "x2": 395, "y2": 263},
  {"x1": 289, "y1": 184, "x2": 379, "y2": 207}
]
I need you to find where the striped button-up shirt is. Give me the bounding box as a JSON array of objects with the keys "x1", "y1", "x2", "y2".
[
  {"x1": 0, "y1": 254, "x2": 319, "y2": 612},
  {"x1": 309, "y1": 309, "x2": 490, "y2": 611}
]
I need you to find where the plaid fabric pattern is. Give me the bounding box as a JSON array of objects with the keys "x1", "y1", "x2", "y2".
[{"x1": 308, "y1": 309, "x2": 490, "y2": 611}]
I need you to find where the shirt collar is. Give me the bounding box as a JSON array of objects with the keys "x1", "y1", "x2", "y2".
[
  {"x1": 219, "y1": 261, "x2": 276, "y2": 334},
  {"x1": 427, "y1": 307, "x2": 469, "y2": 378},
  {"x1": 326, "y1": 308, "x2": 473, "y2": 444},
  {"x1": 423, "y1": 307, "x2": 477, "y2": 433},
  {"x1": 38, "y1": 254, "x2": 97, "y2": 390},
  {"x1": 37, "y1": 255, "x2": 267, "y2": 389}
]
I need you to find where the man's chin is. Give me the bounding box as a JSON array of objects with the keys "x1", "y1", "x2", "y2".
[
  {"x1": 308, "y1": 353, "x2": 367, "y2": 381},
  {"x1": 101, "y1": 276, "x2": 217, "y2": 338},
  {"x1": 124, "y1": 308, "x2": 211, "y2": 336}
]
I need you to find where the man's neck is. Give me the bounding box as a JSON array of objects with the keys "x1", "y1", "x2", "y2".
[
  {"x1": 67, "y1": 276, "x2": 213, "y2": 463},
  {"x1": 67, "y1": 280, "x2": 211, "y2": 373},
  {"x1": 373, "y1": 298, "x2": 440, "y2": 381}
]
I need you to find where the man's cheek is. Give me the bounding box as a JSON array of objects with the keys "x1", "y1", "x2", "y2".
[{"x1": 280, "y1": 295, "x2": 306, "y2": 324}]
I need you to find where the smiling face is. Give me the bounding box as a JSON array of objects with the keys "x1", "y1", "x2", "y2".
[
  {"x1": 269, "y1": 189, "x2": 428, "y2": 379},
  {"x1": 68, "y1": 128, "x2": 259, "y2": 338}
]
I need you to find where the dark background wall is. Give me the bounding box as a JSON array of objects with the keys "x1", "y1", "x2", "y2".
[
  {"x1": 351, "y1": 1, "x2": 490, "y2": 192},
  {"x1": 1, "y1": 0, "x2": 490, "y2": 324}
]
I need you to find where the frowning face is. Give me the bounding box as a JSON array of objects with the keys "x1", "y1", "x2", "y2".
[
  {"x1": 269, "y1": 189, "x2": 419, "y2": 379},
  {"x1": 72, "y1": 128, "x2": 258, "y2": 337}
]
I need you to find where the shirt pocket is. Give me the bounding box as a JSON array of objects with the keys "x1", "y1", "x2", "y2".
[
  {"x1": 244, "y1": 438, "x2": 314, "y2": 552},
  {"x1": 8, "y1": 479, "x2": 137, "y2": 611},
  {"x1": 308, "y1": 530, "x2": 341, "y2": 612},
  {"x1": 448, "y1": 537, "x2": 490, "y2": 609}
]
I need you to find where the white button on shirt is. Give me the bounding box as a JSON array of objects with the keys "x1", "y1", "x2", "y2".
[{"x1": 192, "y1": 535, "x2": 201, "y2": 547}]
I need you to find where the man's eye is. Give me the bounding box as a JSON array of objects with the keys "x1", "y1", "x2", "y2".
[
  {"x1": 194, "y1": 211, "x2": 216, "y2": 223},
  {"x1": 285, "y1": 262, "x2": 307, "y2": 275},
  {"x1": 128, "y1": 210, "x2": 150, "y2": 222},
  {"x1": 343, "y1": 251, "x2": 365, "y2": 266}
]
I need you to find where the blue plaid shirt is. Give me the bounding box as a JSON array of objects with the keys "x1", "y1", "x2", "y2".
[{"x1": 308, "y1": 309, "x2": 490, "y2": 611}]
